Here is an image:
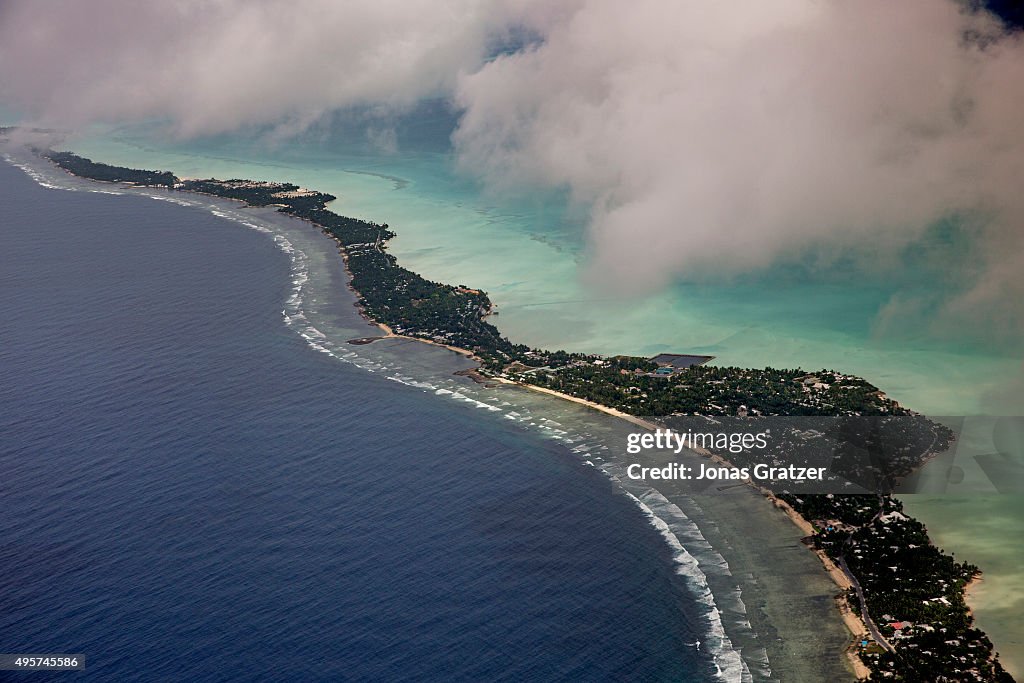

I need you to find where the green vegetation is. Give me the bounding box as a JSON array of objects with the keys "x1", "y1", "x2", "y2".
[
  {"x1": 788, "y1": 494, "x2": 1014, "y2": 681},
  {"x1": 178, "y1": 178, "x2": 529, "y2": 355},
  {"x1": 42, "y1": 150, "x2": 176, "y2": 187},
  {"x1": 525, "y1": 364, "x2": 904, "y2": 417},
  {"x1": 43, "y1": 149, "x2": 1013, "y2": 682}
]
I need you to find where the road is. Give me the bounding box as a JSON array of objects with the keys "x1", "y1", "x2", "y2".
[{"x1": 837, "y1": 554, "x2": 896, "y2": 654}]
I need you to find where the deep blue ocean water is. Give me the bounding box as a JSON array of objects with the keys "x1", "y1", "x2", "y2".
[{"x1": 0, "y1": 162, "x2": 711, "y2": 680}]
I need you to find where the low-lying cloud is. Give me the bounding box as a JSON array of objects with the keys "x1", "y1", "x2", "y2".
[
  {"x1": 2, "y1": 0, "x2": 1023, "y2": 347},
  {"x1": 454, "y1": 1, "x2": 1024, "y2": 346},
  {"x1": 0, "y1": 0, "x2": 518, "y2": 136}
]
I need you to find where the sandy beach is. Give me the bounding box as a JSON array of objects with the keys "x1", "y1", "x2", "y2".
[
  {"x1": 496, "y1": 379, "x2": 661, "y2": 431},
  {"x1": 379, "y1": 337, "x2": 876, "y2": 679},
  {"x1": 491, "y1": 382, "x2": 873, "y2": 679},
  {"x1": 764, "y1": 494, "x2": 871, "y2": 678},
  {"x1": 345, "y1": 316, "x2": 877, "y2": 679},
  {"x1": 27, "y1": 144, "x2": 877, "y2": 680}
]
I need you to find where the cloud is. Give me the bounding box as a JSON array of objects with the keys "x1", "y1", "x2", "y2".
[
  {"x1": 2, "y1": 0, "x2": 1023, "y2": 347},
  {"x1": 0, "y1": 0, "x2": 522, "y2": 136},
  {"x1": 454, "y1": 3, "x2": 1024, "y2": 327}
]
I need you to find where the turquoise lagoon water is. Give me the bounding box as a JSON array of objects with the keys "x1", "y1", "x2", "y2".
[
  {"x1": 4, "y1": 143, "x2": 857, "y2": 681},
  {"x1": 59, "y1": 116, "x2": 1024, "y2": 676},
  {"x1": 64, "y1": 118, "x2": 1021, "y2": 417}
]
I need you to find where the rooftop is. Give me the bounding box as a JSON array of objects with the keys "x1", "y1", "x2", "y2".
[{"x1": 649, "y1": 353, "x2": 715, "y2": 369}]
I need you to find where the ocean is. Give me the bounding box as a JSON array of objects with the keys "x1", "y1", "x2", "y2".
[
  {"x1": 65, "y1": 110, "x2": 1022, "y2": 417},
  {"x1": 0, "y1": 159, "x2": 722, "y2": 681},
  {"x1": 4, "y1": 149, "x2": 874, "y2": 682},
  {"x1": 52, "y1": 110, "x2": 1021, "y2": 677}
]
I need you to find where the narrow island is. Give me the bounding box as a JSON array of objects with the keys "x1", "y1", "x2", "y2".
[{"x1": 38, "y1": 148, "x2": 1015, "y2": 682}]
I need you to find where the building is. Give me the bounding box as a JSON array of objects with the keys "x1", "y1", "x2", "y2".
[{"x1": 649, "y1": 353, "x2": 715, "y2": 370}]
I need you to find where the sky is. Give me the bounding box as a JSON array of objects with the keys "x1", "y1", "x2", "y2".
[{"x1": 1, "y1": 0, "x2": 1023, "y2": 350}]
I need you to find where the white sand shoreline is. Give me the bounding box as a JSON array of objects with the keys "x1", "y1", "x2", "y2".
[{"x1": 22, "y1": 143, "x2": 872, "y2": 680}]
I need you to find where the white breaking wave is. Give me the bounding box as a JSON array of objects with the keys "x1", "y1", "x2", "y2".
[
  {"x1": 617, "y1": 486, "x2": 750, "y2": 683},
  {"x1": 4, "y1": 147, "x2": 768, "y2": 682},
  {"x1": 4, "y1": 153, "x2": 67, "y2": 189},
  {"x1": 147, "y1": 194, "x2": 196, "y2": 207}
]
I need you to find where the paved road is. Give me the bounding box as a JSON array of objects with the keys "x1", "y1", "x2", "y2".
[{"x1": 837, "y1": 554, "x2": 896, "y2": 655}]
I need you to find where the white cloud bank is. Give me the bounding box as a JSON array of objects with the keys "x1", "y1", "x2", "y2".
[
  {"x1": 454, "y1": 2, "x2": 1024, "y2": 341},
  {"x1": 0, "y1": 0, "x2": 523, "y2": 135},
  {"x1": 2, "y1": 0, "x2": 1023, "y2": 344}
]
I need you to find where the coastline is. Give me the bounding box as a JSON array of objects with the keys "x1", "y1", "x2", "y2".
[
  {"x1": 496, "y1": 379, "x2": 661, "y2": 431},
  {"x1": 8, "y1": 147, "x2": 892, "y2": 680},
  {"x1": 312, "y1": 207, "x2": 870, "y2": 678},
  {"x1": 332, "y1": 241, "x2": 484, "y2": 361},
  {"x1": 500, "y1": 376, "x2": 873, "y2": 678},
  {"x1": 967, "y1": 575, "x2": 985, "y2": 622},
  {"x1": 0, "y1": 155, "x2": 732, "y2": 681},
  {"x1": 18, "y1": 142, "x2": 1009, "y2": 682},
  {"x1": 334, "y1": 283, "x2": 880, "y2": 683},
  {"x1": 766, "y1": 494, "x2": 872, "y2": 679}
]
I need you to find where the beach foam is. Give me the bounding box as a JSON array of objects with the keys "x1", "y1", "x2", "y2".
[{"x1": 3, "y1": 146, "x2": 782, "y2": 682}]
